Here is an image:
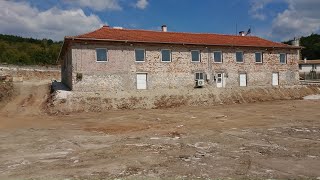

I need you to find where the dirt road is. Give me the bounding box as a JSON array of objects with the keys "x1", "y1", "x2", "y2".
[{"x1": 0, "y1": 82, "x2": 320, "y2": 179}]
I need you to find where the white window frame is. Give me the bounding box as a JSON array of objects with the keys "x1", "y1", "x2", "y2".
[
  {"x1": 191, "y1": 50, "x2": 201, "y2": 62},
  {"x1": 195, "y1": 72, "x2": 204, "y2": 80},
  {"x1": 161, "y1": 49, "x2": 172, "y2": 62},
  {"x1": 255, "y1": 52, "x2": 263, "y2": 64},
  {"x1": 213, "y1": 51, "x2": 223, "y2": 63},
  {"x1": 136, "y1": 73, "x2": 148, "y2": 90},
  {"x1": 239, "y1": 73, "x2": 247, "y2": 87},
  {"x1": 135, "y1": 49, "x2": 145, "y2": 62},
  {"x1": 160, "y1": 49, "x2": 172, "y2": 63},
  {"x1": 236, "y1": 51, "x2": 244, "y2": 63},
  {"x1": 96, "y1": 48, "x2": 108, "y2": 62},
  {"x1": 279, "y1": 53, "x2": 287, "y2": 64}
]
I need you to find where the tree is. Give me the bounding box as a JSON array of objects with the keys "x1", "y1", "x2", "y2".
[
  {"x1": 0, "y1": 34, "x2": 62, "y2": 65},
  {"x1": 283, "y1": 34, "x2": 320, "y2": 60}
]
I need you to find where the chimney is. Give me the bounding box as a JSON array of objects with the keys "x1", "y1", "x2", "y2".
[
  {"x1": 161, "y1": 25, "x2": 167, "y2": 32},
  {"x1": 239, "y1": 31, "x2": 245, "y2": 36},
  {"x1": 292, "y1": 37, "x2": 300, "y2": 47},
  {"x1": 292, "y1": 37, "x2": 301, "y2": 60}
]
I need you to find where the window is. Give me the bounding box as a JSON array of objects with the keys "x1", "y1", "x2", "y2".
[
  {"x1": 161, "y1": 49, "x2": 171, "y2": 62},
  {"x1": 299, "y1": 65, "x2": 302, "y2": 70},
  {"x1": 280, "y1": 53, "x2": 287, "y2": 64},
  {"x1": 195, "y1": 72, "x2": 204, "y2": 80},
  {"x1": 191, "y1": 50, "x2": 200, "y2": 62},
  {"x1": 255, "y1": 52, "x2": 263, "y2": 63},
  {"x1": 96, "y1": 48, "x2": 107, "y2": 62},
  {"x1": 312, "y1": 64, "x2": 317, "y2": 70},
  {"x1": 239, "y1": 73, "x2": 247, "y2": 87},
  {"x1": 236, "y1": 51, "x2": 244, "y2": 63},
  {"x1": 135, "y1": 49, "x2": 145, "y2": 62},
  {"x1": 213, "y1": 51, "x2": 222, "y2": 63}
]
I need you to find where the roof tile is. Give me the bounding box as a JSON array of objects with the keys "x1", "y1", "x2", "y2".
[{"x1": 70, "y1": 26, "x2": 298, "y2": 49}]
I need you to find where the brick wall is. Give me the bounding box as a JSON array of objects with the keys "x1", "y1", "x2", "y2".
[{"x1": 66, "y1": 41, "x2": 299, "y2": 92}]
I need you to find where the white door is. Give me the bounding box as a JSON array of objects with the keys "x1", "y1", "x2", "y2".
[
  {"x1": 137, "y1": 73, "x2": 147, "y2": 89},
  {"x1": 272, "y1": 73, "x2": 279, "y2": 86},
  {"x1": 239, "y1": 74, "x2": 247, "y2": 87},
  {"x1": 216, "y1": 73, "x2": 223, "y2": 88}
]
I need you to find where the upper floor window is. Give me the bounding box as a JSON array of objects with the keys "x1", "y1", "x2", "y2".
[
  {"x1": 135, "y1": 49, "x2": 145, "y2": 62},
  {"x1": 191, "y1": 50, "x2": 200, "y2": 62},
  {"x1": 195, "y1": 72, "x2": 204, "y2": 80},
  {"x1": 236, "y1": 51, "x2": 244, "y2": 63},
  {"x1": 213, "y1": 51, "x2": 222, "y2": 63},
  {"x1": 255, "y1": 52, "x2": 263, "y2": 63},
  {"x1": 280, "y1": 53, "x2": 287, "y2": 64},
  {"x1": 96, "y1": 48, "x2": 107, "y2": 62},
  {"x1": 161, "y1": 49, "x2": 171, "y2": 62}
]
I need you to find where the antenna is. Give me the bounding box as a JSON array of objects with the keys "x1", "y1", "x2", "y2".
[{"x1": 236, "y1": 23, "x2": 238, "y2": 35}]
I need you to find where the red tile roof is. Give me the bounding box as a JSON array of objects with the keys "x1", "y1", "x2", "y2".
[{"x1": 67, "y1": 26, "x2": 299, "y2": 49}]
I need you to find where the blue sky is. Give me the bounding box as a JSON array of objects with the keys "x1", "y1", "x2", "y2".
[{"x1": 0, "y1": 0, "x2": 319, "y2": 41}]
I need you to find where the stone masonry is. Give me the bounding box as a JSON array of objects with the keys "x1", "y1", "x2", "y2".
[{"x1": 61, "y1": 41, "x2": 299, "y2": 92}]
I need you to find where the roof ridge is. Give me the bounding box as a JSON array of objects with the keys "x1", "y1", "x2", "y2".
[
  {"x1": 97, "y1": 27, "x2": 262, "y2": 38},
  {"x1": 73, "y1": 26, "x2": 105, "y2": 38}
]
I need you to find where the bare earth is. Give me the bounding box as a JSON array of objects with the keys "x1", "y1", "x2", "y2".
[{"x1": 0, "y1": 82, "x2": 320, "y2": 179}]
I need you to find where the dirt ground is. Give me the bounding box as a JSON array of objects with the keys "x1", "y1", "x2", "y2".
[{"x1": 0, "y1": 81, "x2": 320, "y2": 179}]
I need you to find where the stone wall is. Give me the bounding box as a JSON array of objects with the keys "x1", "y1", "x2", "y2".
[
  {"x1": 0, "y1": 65, "x2": 60, "y2": 81},
  {"x1": 66, "y1": 41, "x2": 299, "y2": 92}
]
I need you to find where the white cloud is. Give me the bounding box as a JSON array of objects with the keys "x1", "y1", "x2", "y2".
[
  {"x1": 65, "y1": 0, "x2": 122, "y2": 11},
  {"x1": 135, "y1": 0, "x2": 148, "y2": 9},
  {"x1": 249, "y1": 0, "x2": 273, "y2": 20},
  {"x1": 0, "y1": 1, "x2": 105, "y2": 41},
  {"x1": 271, "y1": 0, "x2": 320, "y2": 40}
]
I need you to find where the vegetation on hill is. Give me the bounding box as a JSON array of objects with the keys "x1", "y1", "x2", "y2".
[
  {"x1": 283, "y1": 34, "x2": 320, "y2": 60},
  {"x1": 0, "y1": 34, "x2": 62, "y2": 65}
]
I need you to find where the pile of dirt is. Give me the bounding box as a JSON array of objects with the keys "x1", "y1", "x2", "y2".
[
  {"x1": 0, "y1": 81, "x2": 51, "y2": 116},
  {"x1": 0, "y1": 81, "x2": 14, "y2": 104}
]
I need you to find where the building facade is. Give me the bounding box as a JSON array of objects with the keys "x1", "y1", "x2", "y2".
[
  {"x1": 58, "y1": 26, "x2": 301, "y2": 92},
  {"x1": 299, "y1": 60, "x2": 320, "y2": 73}
]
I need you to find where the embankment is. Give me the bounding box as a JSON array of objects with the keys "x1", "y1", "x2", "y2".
[{"x1": 49, "y1": 85, "x2": 320, "y2": 113}]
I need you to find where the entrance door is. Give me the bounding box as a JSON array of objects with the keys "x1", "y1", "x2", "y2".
[
  {"x1": 272, "y1": 72, "x2": 279, "y2": 86},
  {"x1": 137, "y1": 73, "x2": 147, "y2": 89},
  {"x1": 239, "y1": 73, "x2": 247, "y2": 87},
  {"x1": 216, "y1": 73, "x2": 223, "y2": 88}
]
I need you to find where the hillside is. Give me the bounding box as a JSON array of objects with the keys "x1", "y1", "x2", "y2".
[
  {"x1": 0, "y1": 33, "x2": 319, "y2": 65},
  {"x1": 0, "y1": 34, "x2": 62, "y2": 65},
  {"x1": 283, "y1": 34, "x2": 320, "y2": 60}
]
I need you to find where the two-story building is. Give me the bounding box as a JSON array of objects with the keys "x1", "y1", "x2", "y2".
[{"x1": 58, "y1": 25, "x2": 301, "y2": 93}]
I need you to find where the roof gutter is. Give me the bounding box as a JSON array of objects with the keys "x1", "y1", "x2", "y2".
[{"x1": 66, "y1": 37, "x2": 302, "y2": 49}]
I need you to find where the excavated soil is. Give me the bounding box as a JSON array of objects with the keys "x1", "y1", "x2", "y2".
[
  {"x1": 0, "y1": 81, "x2": 14, "y2": 108},
  {"x1": 0, "y1": 81, "x2": 320, "y2": 179}
]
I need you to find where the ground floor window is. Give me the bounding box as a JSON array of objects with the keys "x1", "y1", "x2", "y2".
[
  {"x1": 272, "y1": 72, "x2": 279, "y2": 86},
  {"x1": 195, "y1": 72, "x2": 204, "y2": 80},
  {"x1": 239, "y1": 73, "x2": 247, "y2": 87},
  {"x1": 136, "y1": 73, "x2": 147, "y2": 90}
]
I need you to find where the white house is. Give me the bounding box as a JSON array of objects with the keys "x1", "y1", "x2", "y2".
[{"x1": 299, "y1": 60, "x2": 320, "y2": 73}]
